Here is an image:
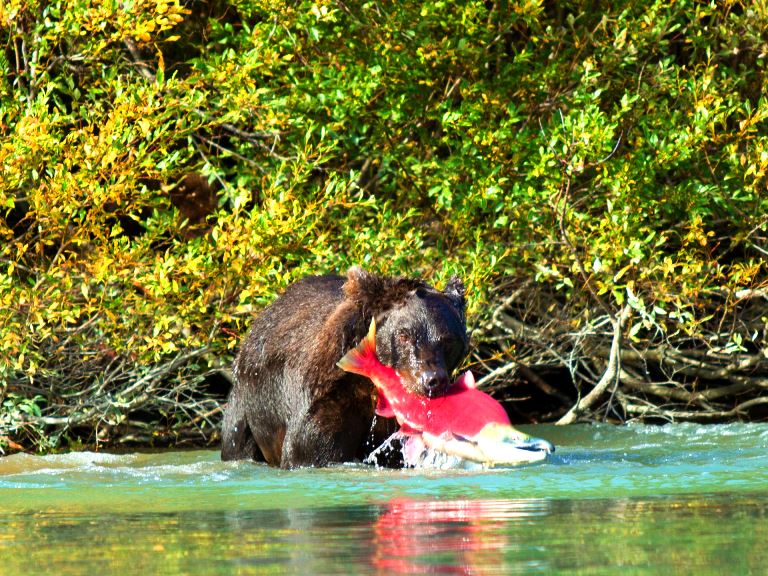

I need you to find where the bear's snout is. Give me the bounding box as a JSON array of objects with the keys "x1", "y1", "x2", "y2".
[
  {"x1": 396, "y1": 365, "x2": 450, "y2": 398},
  {"x1": 420, "y1": 368, "x2": 449, "y2": 397}
]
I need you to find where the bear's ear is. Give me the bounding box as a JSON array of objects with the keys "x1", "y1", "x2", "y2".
[
  {"x1": 343, "y1": 266, "x2": 386, "y2": 306},
  {"x1": 444, "y1": 275, "x2": 466, "y2": 313},
  {"x1": 343, "y1": 266, "x2": 426, "y2": 311}
]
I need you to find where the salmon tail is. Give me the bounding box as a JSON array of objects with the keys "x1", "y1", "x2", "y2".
[{"x1": 337, "y1": 318, "x2": 378, "y2": 376}]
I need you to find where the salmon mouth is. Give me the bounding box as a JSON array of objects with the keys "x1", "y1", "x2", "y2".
[{"x1": 515, "y1": 437, "x2": 556, "y2": 454}]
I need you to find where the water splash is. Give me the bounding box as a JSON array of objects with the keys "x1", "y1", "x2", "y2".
[
  {"x1": 365, "y1": 413, "x2": 378, "y2": 453},
  {"x1": 363, "y1": 429, "x2": 482, "y2": 471},
  {"x1": 363, "y1": 430, "x2": 404, "y2": 468},
  {"x1": 401, "y1": 435, "x2": 484, "y2": 470}
]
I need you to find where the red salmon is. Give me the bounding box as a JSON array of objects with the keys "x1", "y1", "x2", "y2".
[{"x1": 337, "y1": 320, "x2": 554, "y2": 467}]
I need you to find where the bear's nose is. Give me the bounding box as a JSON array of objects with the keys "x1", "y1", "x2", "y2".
[{"x1": 421, "y1": 369, "x2": 449, "y2": 397}]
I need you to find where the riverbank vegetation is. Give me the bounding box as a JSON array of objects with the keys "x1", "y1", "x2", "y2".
[{"x1": 2, "y1": 0, "x2": 767, "y2": 453}]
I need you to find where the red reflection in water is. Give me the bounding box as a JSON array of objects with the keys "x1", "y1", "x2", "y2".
[{"x1": 372, "y1": 498, "x2": 539, "y2": 574}]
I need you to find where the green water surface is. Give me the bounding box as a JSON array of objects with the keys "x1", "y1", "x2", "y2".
[{"x1": 1, "y1": 423, "x2": 767, "y2": 575}]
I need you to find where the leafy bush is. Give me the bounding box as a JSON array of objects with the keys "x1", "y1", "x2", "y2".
[{"x1": 2, "y1": 0, "x2": 767, "y2": 451}]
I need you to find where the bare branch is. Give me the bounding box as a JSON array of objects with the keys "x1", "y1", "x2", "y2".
[{"x1": 557, "y1": 306, "x2": 630, "y2": 425}]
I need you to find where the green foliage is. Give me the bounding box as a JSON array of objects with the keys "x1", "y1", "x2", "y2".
[
  {"x1": 0, "y1": 393, "x2": 48, "y2": 453},
  {"x1": 1, "y1": 0, "x2": 767, "y2": 447}
]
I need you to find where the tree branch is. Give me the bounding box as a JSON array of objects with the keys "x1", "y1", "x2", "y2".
[{"x1": 557, "y1": 306, "x2": 630, "y2": 424}]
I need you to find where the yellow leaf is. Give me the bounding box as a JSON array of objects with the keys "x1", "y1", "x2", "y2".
[{"x1": 613, "y1": 264, "x2": 632, "y2": 282}]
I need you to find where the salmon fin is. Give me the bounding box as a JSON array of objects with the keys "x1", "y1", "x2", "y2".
[
  {"x1": 336, "y1": 318, "x2": 378, "y2": 375},
  {"x1": 451, "y1": 430, "x2": 473, "y2": 443},
  {"x1": 375, "y1": 391, "x2": 396, "y2": 418},
  {"x1": 448, "y1": 370, "x2": 477, "y2": 392}
]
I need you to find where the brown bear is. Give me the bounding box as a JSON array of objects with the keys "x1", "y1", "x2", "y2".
[{"x1": 221, "y1": 266, "x2": 469, "y2": 468}]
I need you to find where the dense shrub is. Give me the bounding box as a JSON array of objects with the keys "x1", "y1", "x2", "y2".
[{"x1": 1, "y1": 0, "x2": 766, "y2": 451}]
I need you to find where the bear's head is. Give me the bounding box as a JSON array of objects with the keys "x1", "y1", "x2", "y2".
[{"x1": 343, "y1": 266, "x2": 469, "y2": 397}]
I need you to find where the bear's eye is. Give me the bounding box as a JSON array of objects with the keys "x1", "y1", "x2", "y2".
[{"x1": 396, "y1": 331, "x2": 412, "y2": 345}]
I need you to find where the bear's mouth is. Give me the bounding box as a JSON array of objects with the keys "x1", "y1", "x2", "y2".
[{"x1": 397, "y1": 370, "x2": 449, "y2": 399}]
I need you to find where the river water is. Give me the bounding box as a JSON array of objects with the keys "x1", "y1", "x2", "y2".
[{"x1": 1, "y1": 423, "x2": 767, "y2": 575}]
